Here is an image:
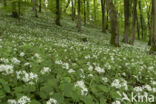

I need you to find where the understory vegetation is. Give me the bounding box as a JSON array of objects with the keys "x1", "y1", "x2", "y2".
[{"x1": 0, "y1": 11, "x2": 156, "y2": 104}]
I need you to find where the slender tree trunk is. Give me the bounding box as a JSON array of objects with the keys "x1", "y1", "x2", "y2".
[
  {"x1": 12, "y1": 2, "x2": 18, "y2": 18},
  {"x1": 18, "y1": 0, "x2": 21, "y2": 21},
  {"x1": 136, "y1": 13, "x2": 140, "y2": 40},
  {"x1": 106, "y1": 0, "x2": 120, "y2": 47},
  {"x1": 77, "y1": 0, "x2": 81, "y2": 32},
  {"x1": 94, "y1": 0, "x2": 96, "y2": 22},
  {"x1": 39, "y1": 0, "x2": 42, "y2": 12},
  {"x1": 32, "y1": 0, "x2": 38, "y2": 17},
  {"x1": 106, "y1": 10, "x2": 109, "y2": 30},
  {"x1": 64, "y1": 0, "x2": 70, "y2": 13},
  {"x1": 146, "y1": 1, "x2": 152, "y2": 45},
  {"x1": 87, "y1": 0, "x2": 90, "y2": 21},
  {"x1": 56, "y1": 0, "x2": 61, "y2": 26},
  {"x1": 101, "y1": 0, "x2": 106, "y2": 33},
  {"x1": 84, "y1": 0, "x2": 86, "y2": 26},
  {"x1": 138, "y1": 0, "x2": 144, "y2": 40},
  {"x1": 122, "y1": 0, "x2": 130, "y2": 43},
  {"x1": 71, "y1": 0, "x2": 75, "y2": 21},
  {"x1": 130, "y1": 0, "x2": 137, "y2": 45},
  {"x1": 3, "y1": 0, "x2": 7, "y2": 7}
]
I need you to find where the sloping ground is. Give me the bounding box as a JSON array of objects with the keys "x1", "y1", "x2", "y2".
[{"x1": 0, "y1": 12, "x2": 156, "y2": 104}]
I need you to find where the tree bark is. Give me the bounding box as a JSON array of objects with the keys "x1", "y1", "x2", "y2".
[
  {"x1": 84, "y1": 0, "x2": 86, "y2": 26},
  {"x1": 12, "y1": 2, "x2": 18, "y2": 18},
  {"x1": 71, "y1": 0, "x2": 75, "y2": 21},
  {"x1": 130, "y1": 0, "x2": 137, "y2": 45},
  {"x1": 77, "y1": 0, "x2": 81, "y2": 32},
  {"x1": 3, "y1": 0, "x2": 7, "y2": 7},
  {"x1": 87, "y1": 0, "x2": 90, "y2": 21},
  {"x1": 39, "y1": 0, "x2": 42, "y2": 12},
  {"x1": 94, "y1": 0, "x2": 96, "y2": 22},
  {"x1": 56, "y1": 0, "x2": 61, "y2": 26},
  {"x1": 106, "y1": 0, "x2": 119, "y2": 47},
  {"x1": 32, "y1": 0, "x2": 38, "y2": 17},
  {"x1": 150, "y1": 0, "x2": 156, "y2": 53},
  {"x1": 138, "y1": 0, "x2": 144, "y2": 40},
  {"x1": 122, "y1": 0, "x2": 130, "y2": 43},
  {"x1": 101, "y1": 0, "x2": 106, "y2": 33}
]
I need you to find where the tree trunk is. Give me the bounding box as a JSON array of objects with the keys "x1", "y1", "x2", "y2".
[
  {"x1": 3, "y1": 0, "x2": 7, "y2": 7},
  {"x1": 122, "y1": 0, "x2": 130, "y2": 43},
  {"x1": 56, "y1": 0, "x2": 61, "y2": 26},
  {"x1": 94, "y1": 0, "x2": 96, "y2": 22},
  {"x1": 12, "y1": 2, "x2": 18, "y2": 18},
  {"x1": 150, "y1": 0, "x2": 156, "y2": 53},
  {"x1": 106, "y1": 10, "x2": 109, "y2": 30},
  {"x1": 130, "y1": 0, "x2": 137, "y2": 45},
  {"x1": 106, "y1": 0, "x2": 120, "y2": 47},
  {"x1": 138, "y1": 0, "x2": 144, "y2": 40},
  {"x1": 101, "y1": 0, "x2": 106, "y2": 33},
  {"x1": 87, "y1": 0, "x2": 90, "y2": 21},
  {"x1": 77, "y1": 0, "x2": 81, "y2": 32},
  {"x1": 136, "y1": 13, "x2": 140, "y2": 40},
  {"x1": 39, "y1": 0, "x2": 42, "y2": 12},
  {"x1": 84, "y1": 0, "x2": 86, "y2": 26},
  {"x1": 71, "y1": 0, "x2": 75, "y2": 21},
  {"x1": 32, "y1": 0, "x2": 38, "y2": 17}
]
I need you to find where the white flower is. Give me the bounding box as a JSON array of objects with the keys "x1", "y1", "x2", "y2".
[
  {"x1": 24, "y1": 62, "x2": 30, "y2": 66},
  {"x1": 8, "y1": 99, "x2": 17, "y2": 104},
  {"x1": 95, "y1": 66, "x2": 105, "y2": 73},
  {"x1": 75, "y1": 80, "x2": 88, "y2": 96},
  {"x1": 102, "y1": 77, "x2": 108, "y2": 82},
  {"x1": 34, "y1": 53, "x2": 40, "y2": 58},
  {"x1": 0, "y1": 58, "x2": 9, "y2": 63},
  {"x1": 88, "y1": 65, "x2": 93, "y2": 71},
  {"x1": 68, "y1": 69, "x2": 75, "y2": 73},
  {"x1": 46, "y1": 98, "x2": 57, "y2": 104},
  {"x1": 11, "y1": 57, "x2": 20, "y2": 65},
  {"x1": 41, "y1": 67, "x2": 51, "y2": 74},
  {"x1": 112, "y1": 100, "x2": 121, "y2": 104},
  {"x1": 111, "y1": 79, "x2": 121, "y2": 89},
  {"x1": 18, "y1": 96, "x2": 31, "y2": 104},
  {"x1": 133, "y1": 86, "x2": 143, "y2": 92},
  {"x1": 0, "y1": 64, "x2": 14, "y2": 74},
  {"x1": 16, "y1": 71, "x2": 38, "y2": 83},
  {"x1": 143, "y1": 85, "x2": 152, "y2": 91},
  {"x1": 20, "y1": 52, "x2": 25, "y2": 57},
  {"x1": 88, "y1": 74, "x2": 93, "y2": 77}
]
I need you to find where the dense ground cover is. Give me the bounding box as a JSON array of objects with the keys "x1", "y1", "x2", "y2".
[{"x1": 0, "y1": 12, "x2": 156, "y2": 104}]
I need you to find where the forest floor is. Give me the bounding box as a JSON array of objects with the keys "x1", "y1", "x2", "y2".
[{"x1": 0, "y1": 11, "x2": 156, "y2": 104}]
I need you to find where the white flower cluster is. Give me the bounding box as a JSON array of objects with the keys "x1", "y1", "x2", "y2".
[
  {"x1": 46, "y1": 98, "x2": 57, "y2": 104},
  {"x1": 34, "y1": 53, "x2": 42, "y2": 63},
  {"x1": 75, "y1": 80, "x2": 88, "y2": 96},
  {"x1": 111, "y1": 79, "x2": 128, "y2": 90},
  {"x1": 95, "y1": 66, "x2": 105, "y2": 73},
  {"x1": 0, "y1": 58, "x2": 9, "y2": 63},
  {"x1": 55, "y1": 60, "x2": 69, "y2": 69},
  {"x1": 11, "y1": 57, "x2": 20, "y2": 65},
  {"x1": 20, "y1": 52, "x2": 25, "y2": 57},
  {"x1": 68, "y1": 69, "x2": 75, "y2": 73},
  {"x1": 8, "y1": 96, "x2": 31, "y2": 104},
  {"x1": 133, "y1": 84, "x2": 154, "y2": 92},
  {"x1": 41, "y1": 67, "x2": 51, "y2": 74},
  {"x1": 102, "y1": 77, "x2": 108, "y2": 82},
  {"x1": 0, "y1": 64, "x2": 13, "y2": 74},
  {"x1": 112, "y1": 100, "x2": 121, "y2": 104},
  {"x1": 16, "y1": 71, "x2": 38, "y2": 83}
]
